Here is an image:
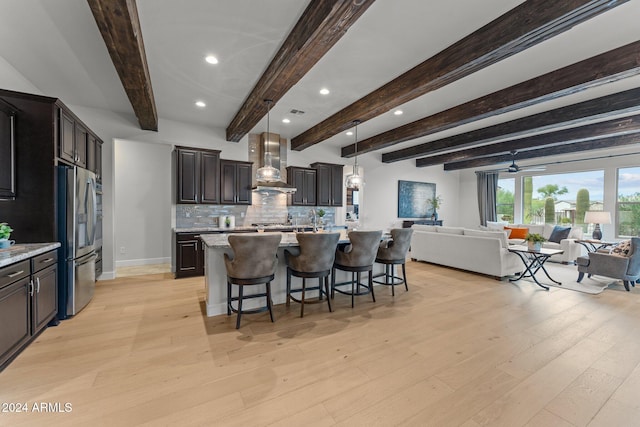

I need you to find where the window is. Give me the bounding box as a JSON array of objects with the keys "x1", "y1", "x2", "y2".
[
  {"x1": 497, "y1": 178, "x2": 514, "y2": 223},
  {"x1": 523, "y1": 170, "x2": 604, "y2": 226},
  {"x1": 617, "y1": 167, "x2": 640, "y2": 237}
]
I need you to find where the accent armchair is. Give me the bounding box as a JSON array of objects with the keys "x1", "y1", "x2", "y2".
[{"x1": 576, "y1": 237, "x2": 640, "y2": 291}]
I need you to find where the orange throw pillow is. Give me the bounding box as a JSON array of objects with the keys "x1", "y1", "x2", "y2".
[{"x1": 504, "y1": 226, "x2": 528, "y2": 239}]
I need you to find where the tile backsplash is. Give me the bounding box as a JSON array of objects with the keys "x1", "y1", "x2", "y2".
[{"x1": 176, "y1": 194, "x2": 335, "y2": 228}]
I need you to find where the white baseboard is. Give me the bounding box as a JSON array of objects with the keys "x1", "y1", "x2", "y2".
[
  {"x1": 115, "y1": 257, "x2": 171, "y2": 268},
  {"x1": 97, "y1": 271, "x2": 116, "y2": 280}
]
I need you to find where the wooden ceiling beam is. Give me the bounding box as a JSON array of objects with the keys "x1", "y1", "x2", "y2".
[
  {"x1": 442, "y1": 133, "x2": 640, "y2": 171},
  {"x1": 384, "y1": 87, "x2": 640, "y2": 163},
  {"x1": 225, "y1": 0, "x2": 375, "y2": 142},
  {"x1": 345, "y1": 40, "x2": 640, "y2": 157},
  {"x1": 292, "y1": 0, "x2": 629, "y2": 151},
  {"x1": 438, "y1": 114, "x2": 640, "y2": 170},
  {"x1": 87, "y1": 0, "x2": 158, "y2": 131}
]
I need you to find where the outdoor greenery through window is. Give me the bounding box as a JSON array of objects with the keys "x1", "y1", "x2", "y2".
[
  {"x1": 497, "y1": 178, "x2": 514, "y2": 223},
  {"x1": 524, "y1": 171, "x2": 604, "y2": 231},
  {"x1": 617, "y1": 167, "x2": 640, "y2": 237}
]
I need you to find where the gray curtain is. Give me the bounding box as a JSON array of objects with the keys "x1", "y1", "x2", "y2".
[{"x1": 476, "y1": 171, "x2": 499, "y2": 226}]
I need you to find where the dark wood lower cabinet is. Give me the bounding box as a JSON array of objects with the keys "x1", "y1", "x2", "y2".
[
  {"x1": 0, "y1": 249, "x2": 58, "y2": 372},
  {"x1": 175, "y1": 233, "x2": 205, "y2": 278},
  {"x1": 0, "y1": 276, "x2": 31, "y2": 370}
]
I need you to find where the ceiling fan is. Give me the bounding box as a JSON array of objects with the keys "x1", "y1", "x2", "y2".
[{"x1": 494, "y1": 150, "x2": 546, "y2": 173}]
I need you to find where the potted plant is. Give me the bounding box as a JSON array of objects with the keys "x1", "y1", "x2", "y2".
[
  {"x1": 524, "y1": 232, "x2": 545, "y2": 251},
  {"x1": 427, "y1": 195, "x2": 442, "y2": 220},
  {"x1": 0, "y1": 222, "x2": 14, "y2": 249},
  {"x1": 317, "y1": 209, "x2": 326, "y2": 231}
]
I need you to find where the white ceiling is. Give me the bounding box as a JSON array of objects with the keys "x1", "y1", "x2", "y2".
[{"x1": 1, "y1": 0, "x2": 639, "y2": 159}]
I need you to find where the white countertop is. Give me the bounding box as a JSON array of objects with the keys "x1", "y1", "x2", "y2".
[
  {"x1": 0, "y1": 242, "x2": 61, "y2": 268},
  {"x1": 200, "y1": 231, "x2": 349, "y2": 249}
]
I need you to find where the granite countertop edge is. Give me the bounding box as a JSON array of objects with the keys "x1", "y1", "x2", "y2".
[
  {"x1": 0, "y1": 242, "x2": 61, "y2": 269},
  {"x1": 200, "y1": 232, "x2": 350, "y2": 249}
]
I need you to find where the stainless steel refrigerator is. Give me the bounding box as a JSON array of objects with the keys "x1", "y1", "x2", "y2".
[{"x1": 57, "y1": 165, "x2": 98, "y2": 318}]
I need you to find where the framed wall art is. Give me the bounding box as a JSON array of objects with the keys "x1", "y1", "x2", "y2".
[{"x1": 397, "y1": 180, "x2": 436, "y2": 218}]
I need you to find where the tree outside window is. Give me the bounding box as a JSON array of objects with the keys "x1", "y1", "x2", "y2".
[
  {"x1": 617, "y1": 167, "x2": 640, "y2": 237},
  {"x1": 497, "y1": 178, "x2": 514, "y2": 223}
]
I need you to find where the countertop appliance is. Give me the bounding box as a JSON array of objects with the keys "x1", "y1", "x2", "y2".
[{"x1": 57, "y1": 165, "x2": 98, "y2": 318}]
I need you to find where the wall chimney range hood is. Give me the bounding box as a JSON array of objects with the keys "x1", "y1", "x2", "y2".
[{"x1": 252, "y1": 131, "x2": 296, "y2": 194}]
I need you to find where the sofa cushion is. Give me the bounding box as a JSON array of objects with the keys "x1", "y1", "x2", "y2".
[
  {"x1": 464, "y1": 229, "x2": 509, "y2": 248},
  {"x1": 611, "y1": 240, "x2": 631, "y2": 257},
  {"x1": 543, "y1": 241, "x2": 561, "y2": 250},
  {"x1": 437, "y1": 226, "x2": 464, "y2": 235},
  {"x1": 411, "y1": 224, "x2": 437, "y2": 232},
  {"x1": 486, "y1": 220, "x2": 508, "y2": 230},
  {"x1": 548, "y1": 226, "x2": 571, "y2": 243},
  {"x1": 504, "y1": 226, "x2": 528, "y2": 239},
  {"x1": 569, "y1": 226, "x2": 583, "y2": 239}
]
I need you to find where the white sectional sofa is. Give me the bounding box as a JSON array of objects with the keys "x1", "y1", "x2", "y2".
[
  {"x1": 410, "y1": 225, "x2": 522, "y2": 279},
  {"x1": 502, "y1": 223, "x2": 584, "y2": 264}
]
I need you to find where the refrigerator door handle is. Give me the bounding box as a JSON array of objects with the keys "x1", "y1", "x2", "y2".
[{"x1": 77, "y1": 252, "x2": 98, "y2": 266}]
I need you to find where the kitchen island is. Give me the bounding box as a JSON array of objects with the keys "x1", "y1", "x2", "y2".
[{"x1": 200, "y1": 231, "x2": 383, "y2": 317}]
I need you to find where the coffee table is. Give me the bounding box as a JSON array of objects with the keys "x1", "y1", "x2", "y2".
[
  {"x1": 508, "y1": 245, "x2": 564, "y2": 290},
  {"x1": 575, "y1": 239, "x2": 617, "y2": 253}
]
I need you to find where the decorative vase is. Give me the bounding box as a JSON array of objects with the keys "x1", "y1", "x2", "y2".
[
  {"x1": 527, "y1": 241, "x2": 541, "y2": 251},
  {"x1": 431, "y1": 211, "x2": 438, "y2": 221}
]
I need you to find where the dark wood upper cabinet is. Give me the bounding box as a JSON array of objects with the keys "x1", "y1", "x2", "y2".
[
  {"x1": 287, "y1": 166, "x2": 316, "y2": 206},
  {"x1": 95, "y1": 140, "x2": 102, "y2": 183},
  {"x1": 200, "y1": 151, "x2": 220, "y2": 204},
  {"x1": 175, "y1": 146, "x2": 221, "y2": 204},
  {"x1": 311, "y1": 162, "x2": 343, "y2": 207},
  {"x1": 220, "y1": 159, "x2": 252, "y2": 205},
  {"x1": 74, "y1": 124, "x2": 87, "y2": 168},
  {"x1": 0, "y1": 105, "x2": 16, "y2": 199},
  {"x1": 59, "y1": 109, "x2": 75, "y2": 164},
  {"x1": 86, "y1": 134, "x2": 96, "y2": 173}
]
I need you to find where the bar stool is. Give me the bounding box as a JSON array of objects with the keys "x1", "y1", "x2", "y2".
[
  {"x1": 285, "y1": 232, "x2": 340, "y2": 317},
  {"x1": 374, "y1": 228, "x2": 413, "y2": 296},
  {"x1": 224, "y1": 233, "x2": 282, "y2": 329},
  {"x1": 331, "y1": 230, "x2": 383, "y2": 308}
]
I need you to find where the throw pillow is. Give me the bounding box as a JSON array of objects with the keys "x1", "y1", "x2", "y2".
[
  {"x1": 504, "y1": 226, "x2": 528, "y2": 239},
  {"x1": 548, "y1": 226, "x2": 571, "y2": 243},
  {"x1": 486, "y1": 221, "x2": 508, "y2": 230},
  {"x1": 611, "y1": 240, "x2": 632, "y2": 257}
]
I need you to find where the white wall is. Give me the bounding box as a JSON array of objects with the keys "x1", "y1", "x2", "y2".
[
  {"x1": 362, "y1": 158, "x2": 461, "y2": 230},
  {"x1": 114, "y1": 139, "x2": 172, "y2": 267}
]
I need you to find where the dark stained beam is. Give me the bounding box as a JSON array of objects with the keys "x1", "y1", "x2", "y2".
[
  {"x1": 225, "y1": 0, "x2": 375, "y2": 142},
  {"x1": 345, "y1": 40, "x2": 640, "y2": 157},
  {"x1": 87, "y1": 0, "x2": 158, "y2": 131},
  {"x1": 384, "y1": 87, "x2": 640, "y2": 163},
  {"x1": 438, "y1": 116, "x2": 640, "y2": 171},
  {"x1": 443, "y1": 133, "x2": 640, "y2": 171},
  {"x1": 292, "y1": 0, "x2": 629, "y2": 151}
]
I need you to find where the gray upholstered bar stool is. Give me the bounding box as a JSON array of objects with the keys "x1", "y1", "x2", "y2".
[
  {"x1": 374, "y1": 228, "x2": 413, "y2": 296},
  {"x1": 331, "y1": 230, "x2": 383, "y2": 308},
  {"x1": 224, "y1": 233, "x2": 282, "y2": 329},
  {"x1": 285, "y1": 232, "x2": 341, "y2": 317}
]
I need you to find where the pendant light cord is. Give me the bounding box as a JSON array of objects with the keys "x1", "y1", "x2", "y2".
[{"x1": 354, "y1": 119, "x2": 361, "y2": 169}]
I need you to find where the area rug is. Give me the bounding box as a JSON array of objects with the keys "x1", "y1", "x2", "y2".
[{"x1": 513, "y1": 262, "x2": 621, "y2": 294}]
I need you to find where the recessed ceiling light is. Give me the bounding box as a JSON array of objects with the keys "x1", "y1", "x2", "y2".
[
  {"x1": 394, "y1": 109, "x2": 403, "y2": 115},
  {"x1": 195, "y1": 101, "x2": 206, "y2": 108},
  {"x1": 205, "y1": 55, "x2": 218, "y2": 65},
  {"x1": 319, "y1": 88, "x2": 330, "y2": 95},
  {"x1": 346, "y1": 131, "x2": 353, "y2": 136},
  {"x1": 282, "y1": 118, "x2": 290, "y2": 124}
]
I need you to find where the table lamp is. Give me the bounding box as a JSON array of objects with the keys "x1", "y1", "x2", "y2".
[{"x1": 584, "y1": 211, "x2": 611, "y2": 240}]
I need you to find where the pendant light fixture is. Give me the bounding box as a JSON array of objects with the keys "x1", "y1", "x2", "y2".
[
  {"x1": 255, "y1": 99, "x2": 281, "y2": 182},
  {"x1": 345, "y1": 119, "x2": 364, "y2": 190}
]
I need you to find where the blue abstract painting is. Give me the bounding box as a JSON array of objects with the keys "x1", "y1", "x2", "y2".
[{"x1": 397, "y1": 180, "x2": 436, "y2": 218}]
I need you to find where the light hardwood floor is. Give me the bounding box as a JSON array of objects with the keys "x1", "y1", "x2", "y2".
[{"x1": 2, "y1": 261, "x2": 640, "y2": 426}]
